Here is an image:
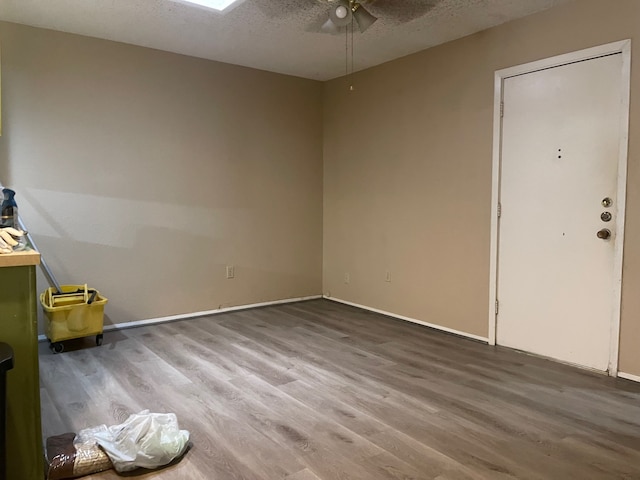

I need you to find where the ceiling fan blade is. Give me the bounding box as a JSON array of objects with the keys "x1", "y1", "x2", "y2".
[
  {"x1": 365, "y1": 0, "x2": 437, "y2": 24},
  {"x1": 320, "y1": 18, "x2": 341, "y2": 34},
  {"x1": 251, "y1": 0, "x2": 316, "y2": 18}
]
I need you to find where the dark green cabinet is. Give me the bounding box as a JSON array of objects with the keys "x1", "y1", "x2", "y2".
[{"x1": 0, "y1": 256, "x2": 44, "y2": 480}]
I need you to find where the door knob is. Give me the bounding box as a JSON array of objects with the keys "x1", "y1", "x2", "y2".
[{"x1": 597, "y1": 228, "x2": 611, "y2": 240}]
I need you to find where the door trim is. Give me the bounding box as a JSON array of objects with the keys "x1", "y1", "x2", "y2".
[
  {"x1": 488, "y1": 40, "x2": 631, "y2": 376},
  {"x1": 618, "y1": 371, "x2": 640, "y2": 384}
]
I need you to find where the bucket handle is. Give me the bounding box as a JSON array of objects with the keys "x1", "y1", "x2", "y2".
[{"x1": 87, "y1": 289, "x2": 97, "y2": 304}]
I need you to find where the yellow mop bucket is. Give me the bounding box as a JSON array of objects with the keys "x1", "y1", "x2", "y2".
[{"x1": 40, "y1": 284, "x2": 108, "y2": 353}]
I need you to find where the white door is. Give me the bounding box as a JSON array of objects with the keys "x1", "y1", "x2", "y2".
[{"x1": 496, "y1": 53, "x2": 625, "y2": 372}]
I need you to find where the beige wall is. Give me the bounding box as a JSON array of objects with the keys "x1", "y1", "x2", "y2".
[
  {"x1": 323, "y1": 0, "x2": 640, "y2": 376},
  {"x1": 0, "y1": 22, "x2": 324, "y2": 331},
  {"x1": 3, "y1": 1, "x2": 640, "y2": 377}
]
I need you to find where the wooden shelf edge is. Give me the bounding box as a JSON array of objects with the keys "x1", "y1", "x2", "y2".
[{"x1": 0, "y1": 249, "x2": 41, "y2": 268}]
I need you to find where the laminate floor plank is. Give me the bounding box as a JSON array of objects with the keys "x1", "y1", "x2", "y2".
[
  {"x1": 365, "y1": 429, "x2": 485, "y2": 480},
  {"x1": 335, "y1": 346, "x2": 640, "y2": 471},
  {"x1": 276, "y1": 379, "x2": 390, "y2": 437},
  {"x1": 39, "y1": 387, "x2": 67, "y2": 440},
  {"x1": 39, "y1": 299, "x2": 640, "y2": 479},
  {"x1": 282, "y1": 326, "x2": 633, "y2": 450},
  {"x1": 218, "y1": 306, "x2": 640, "y2": 474},
  {"x1": 157, "y1": 384, "x2": 301, "y2": 480},
  {"x1": 286, "y1": 468, "x2": 324, "y2": 480},
  {"x1": 280, "y1": 365, "x2": 548, "y2": 479},
  {"x1": 277, "y1": 350, "x2": 558, "y2": 479},
  {"x1": 226, "y1": 376, "x2": 396, "y2": 480}
]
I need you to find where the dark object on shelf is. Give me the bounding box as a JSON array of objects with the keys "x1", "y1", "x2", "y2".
[{"x1": 0, "y1": 189, "x2": 18, "y2": 229}]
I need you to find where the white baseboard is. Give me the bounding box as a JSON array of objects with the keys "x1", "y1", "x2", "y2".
[
  {"x1": 324, "y1": 296, "x2": 489, "y2": 343},
  {"x1": 38, "y1": 294, "x2": 322, "y2": 342},
  {"x1": 618, "y1": 371, "x2": 640, "y2": 383}
]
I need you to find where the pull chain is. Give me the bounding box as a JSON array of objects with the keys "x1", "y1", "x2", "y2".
[
  {"x1": 350, "y1": 15, "x2": 354, "y2": 91},
  {"x1": 345, "y1": 17, "x2": 349, "y2": 86}
]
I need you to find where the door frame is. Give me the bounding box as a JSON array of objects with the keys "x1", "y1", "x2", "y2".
[{"x1": 488, "y1": 40, "x2": 631, "y2": 375}]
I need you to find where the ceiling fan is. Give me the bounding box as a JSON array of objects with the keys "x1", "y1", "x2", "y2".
[
  {"x1": 314, "y1": 0, "x2": 438, "y2": 33},
  {"x1": 319, "y1": 0, "x2": 378, "y2": 33}
]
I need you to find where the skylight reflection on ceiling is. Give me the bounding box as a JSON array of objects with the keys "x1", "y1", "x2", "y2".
[{"x1": 173, "y1": 0, "x2": 244, "y2": 13}]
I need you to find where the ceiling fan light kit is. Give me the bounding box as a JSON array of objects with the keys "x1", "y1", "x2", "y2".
[
  {"x1": 352, "y1": 3, "x2": 377, "y2": 32},
  {"x1": 329, "y1": 0, "x2": 353, "y2": 27},
  {"x1": 335, "y1": 5, "x2": 349, "y2": 18},
  {"x1": 325, "y1": 0, "x2": 377, "y2": 32}
]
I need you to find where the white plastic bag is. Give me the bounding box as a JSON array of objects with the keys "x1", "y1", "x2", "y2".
[{"x1": 76, "y1": 410, "x2": 190, "y2": 473}]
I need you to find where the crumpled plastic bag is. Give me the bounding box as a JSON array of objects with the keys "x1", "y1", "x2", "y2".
[{"x1": 76, "y1": 410, "x2": 190, "y2": 473}]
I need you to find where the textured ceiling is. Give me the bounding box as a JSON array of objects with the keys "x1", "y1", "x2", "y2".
[{"x1": 0, "y1": 0, "x2": 571, "y2": 80}]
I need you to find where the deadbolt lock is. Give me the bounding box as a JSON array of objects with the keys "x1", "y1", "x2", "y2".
[
  {"x1": 597, "y1": 228, "x2": 611, "y2": 240},
  {"x1": 602, "y1": 197, "x2": 613, "y2": 208},
  {"x1": 601, "y1": 212, "x2": 612, "y2": 222}
]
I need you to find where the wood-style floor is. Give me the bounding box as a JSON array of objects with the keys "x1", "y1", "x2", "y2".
[{"x1": 39, "y1": 299, "x2": 640, "y2": 479}]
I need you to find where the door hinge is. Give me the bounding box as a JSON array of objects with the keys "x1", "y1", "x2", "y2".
[
  {"x1": 495, "y1": 299, "x2": 499, "y2": 315},
  {"x1": 497, "y1": 202, "x2": 502, "y2": 218},
  {"x1": 500, "y1": 102, "x2": 504, "y2": 118}
]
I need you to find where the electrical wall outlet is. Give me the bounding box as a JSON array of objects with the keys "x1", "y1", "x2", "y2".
[
  {"x1": 344, "y1": 272, "x2": 350, "y2": 284},
  {"x1": 226, "y1": 265, "x2": 235, "y2": 279},
  {"x1": 385, "y1": 271, "x2": 391, "y2": 282}
]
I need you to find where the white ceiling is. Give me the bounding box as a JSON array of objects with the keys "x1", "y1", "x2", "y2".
[{"x1": 0, "y1": 0, "x2": 570, "y2": 81}]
